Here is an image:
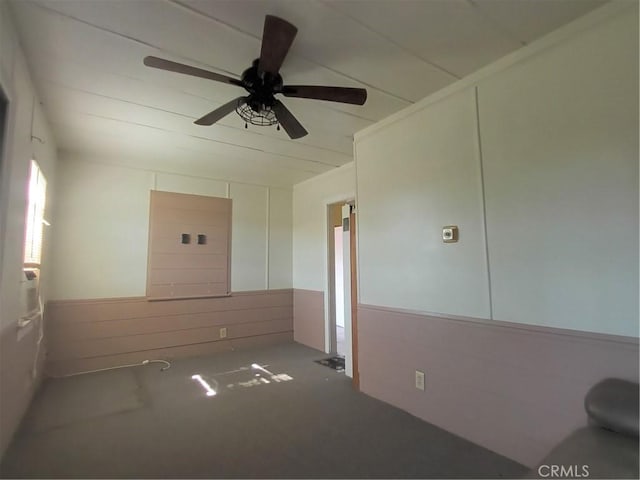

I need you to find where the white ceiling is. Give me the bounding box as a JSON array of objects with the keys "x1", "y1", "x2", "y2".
[{"x1": 10, "y1": 0, "x2": 606, "y2": 187}]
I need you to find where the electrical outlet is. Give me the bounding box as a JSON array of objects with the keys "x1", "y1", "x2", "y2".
[
  {"x1": 415, "y1": 370, "x2": 425, "y2": 391},
  {"x1": 219, "y1": 327, "x2": 227, "y2": 339}
]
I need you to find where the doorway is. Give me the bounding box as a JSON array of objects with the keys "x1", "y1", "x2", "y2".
[{"x1": 327, "y1": 200, "x2": 358, "y2": 387}]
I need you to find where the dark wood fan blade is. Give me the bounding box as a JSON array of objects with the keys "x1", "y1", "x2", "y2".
[
  {"x1": 259, "y1": 15, "x2": 298, "y2": 76},
  {"x1": 281, "y1": 85, "x2": 367, "y2": 105},
  {"x1": 144, "y1": 56, "x2": 243, "y2": 87},
  {"x1": 194, "y1": 97, "x2": 246, "y2": 126},
  {"x1": 273, "y1": 100, "x2": 307, "y2": 139}
]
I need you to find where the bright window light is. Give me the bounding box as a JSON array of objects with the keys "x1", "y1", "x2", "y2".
[
  {"x1": 23, "y1": 160, "x2": 47, "y2": 267},
  {"x1": 191, "y1": 374, "x2": 217, "y2": 396}
]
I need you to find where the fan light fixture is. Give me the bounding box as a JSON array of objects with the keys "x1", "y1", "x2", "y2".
[{"x1": 236, "y1": 100, "x2": 279, "y2": 130}]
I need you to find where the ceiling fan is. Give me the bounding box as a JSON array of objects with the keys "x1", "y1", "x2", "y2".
[{"x1": 143, "y1": 15, "x2": 367, "y2": 140}]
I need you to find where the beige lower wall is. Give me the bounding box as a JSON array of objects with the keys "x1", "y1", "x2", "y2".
[
  {"x1": 293, "y1": 289, "x2": 325, "y2": 352},
  {"x1": 0, "y1": 320, "x2": 46, "y2": 458},
  {"x1": 46, "y1": 289, "x2": 293, "y2": 376},
  {"x1": 358, "y1": 303, "x2": 639, "y2": 467}
]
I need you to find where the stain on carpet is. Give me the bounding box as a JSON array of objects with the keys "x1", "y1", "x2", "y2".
[
  {"x1": 21, "y1": 369, "x2": 146, "y2": 433},
  {"x1": 314, "y1": 356, "x2": 345, "y2": 372}
]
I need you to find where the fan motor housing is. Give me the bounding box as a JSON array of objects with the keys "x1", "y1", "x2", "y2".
[{"x1": 242, "y1": 59, "x2": 283, "y2": 111}]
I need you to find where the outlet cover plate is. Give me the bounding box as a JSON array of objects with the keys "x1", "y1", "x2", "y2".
[
  {"x1": 415, "y1": 370, "x2": 425, "y2": 391},
  {"x1": 219, "y1": 327, "x2": 227, "y2": 338}
]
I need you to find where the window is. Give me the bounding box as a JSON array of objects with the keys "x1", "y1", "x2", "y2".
[{"x1": 24, "y1": 160, "x2": 47, "y2": 267}]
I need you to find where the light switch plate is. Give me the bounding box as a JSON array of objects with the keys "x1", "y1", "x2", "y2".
[{"x1": 443, "y1": 225, "x2": 459, "y2": 243}]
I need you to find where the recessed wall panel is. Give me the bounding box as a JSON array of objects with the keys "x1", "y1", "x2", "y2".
[
  {"x1": 51, "y1": 160, "x2": 153, "y2": 299},
  {"x1": 356, "y1": 88, "x2": 490, "y2": 318},
  {"x1": 478, "y1": 11, "x2": 639, "y2": 337},
  {"x1": 269, "y1": 188, "x2": 293, "y2": 289},
  {"x1": 229, "y1": 183, "x2": 268, "y2": 291}
]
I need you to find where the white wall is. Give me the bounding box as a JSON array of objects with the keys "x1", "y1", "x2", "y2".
[
  {"x1": 50, "y1": 155, "x2": 292, "y2": 300},
  {"x1": 0, "y1": 1, "x2": 58, "y2": 457},
  {"x1": 354, "y1": 2, "x2": 638, "y2": 337},
  {"x1": 292, "y1": 162, "x2": 355, "y2": 292},
  {"x1": 292, "y1": 162, "x2": 355, "y2": 353},
  {"x1": 0, "y1": 31, "x2": 58, "y2": 320},
  {"x1": 155, "y1": 172, "x2": 227, "y2": 197}
]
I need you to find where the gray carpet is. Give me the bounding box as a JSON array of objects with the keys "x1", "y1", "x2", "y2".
[{"x1": 1, "y1": 342, "x2": 527, "y2": 478}]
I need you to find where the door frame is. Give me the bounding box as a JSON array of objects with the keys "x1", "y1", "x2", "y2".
[
  {"x1": 348, "y1": 206, "x2": 359, "y2": 388},
  {"x1": 326, "y1": 202, "x2": 343, "y2": 356}
]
